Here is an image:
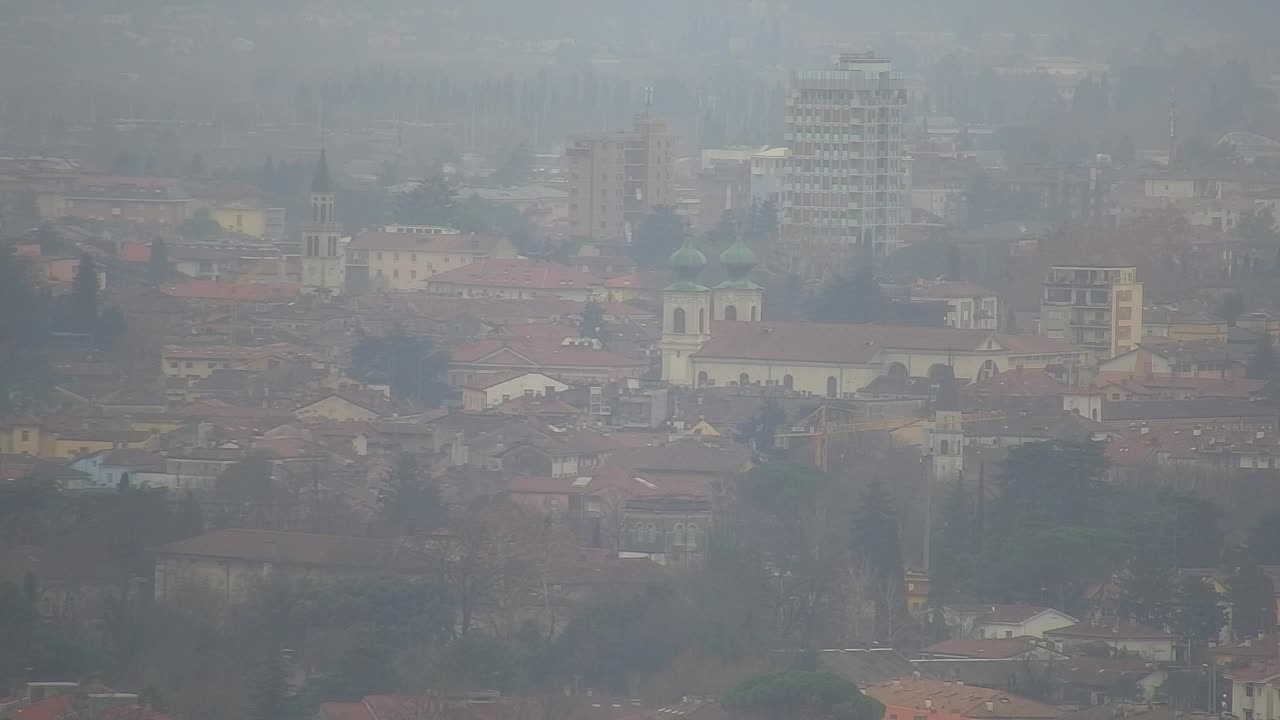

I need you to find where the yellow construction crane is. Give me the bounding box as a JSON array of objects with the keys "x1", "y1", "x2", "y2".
[{"x1": 774, "y1": 405, "x2": 1005, "y2": 472}]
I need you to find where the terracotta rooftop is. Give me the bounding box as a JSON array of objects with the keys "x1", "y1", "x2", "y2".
[
  {"x1": 346, "y1": 231, "x2": 503, "y2": 254},
  {"x1": 151, "y1": 529, "x2": 430, "y2": 572},
  {"x1": 694, "y1": 322, "x2": 1077, "y2": 364},
  {"x1": 863, "y1": 679, "x2": 1058, "y2": 720},
  {"x1": 944, "y1": 604, "x2": 1073, "y2": 625},
  {"x1": 921, "y1": 638, "x2": 1044, "y2": 659},
  {"x1": 428, "y1": 259, "x2": 602, "y2": 291},
  {"x1": 449, "y1": 338, "x2": 646, "y2": 370},
  {"x1": 1045, "y1": 621, "x2": 1174, "y2": 640},
  {"x1": 160, "y1": 280, "x2": 301, "y2": 302},
  {"x1": 910, "y1": 280, "x2": 997, "y2": 299}
]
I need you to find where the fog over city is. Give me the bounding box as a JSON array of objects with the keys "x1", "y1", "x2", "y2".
[{"x1": 4, "y1": 3, "x2": 1280, "y2": 720}]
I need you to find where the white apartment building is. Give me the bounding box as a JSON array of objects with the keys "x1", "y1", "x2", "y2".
[{"x1": 782, "y1": 52, "x2": 909, "y2": 273}]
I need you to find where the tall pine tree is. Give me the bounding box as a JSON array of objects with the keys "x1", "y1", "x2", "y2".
[
  {"x1": 70, "y1": 252, "x2": 99, "y2": 334},
  {"x1": 852, "y1": 479, "x2": 908, "y2": 642}
]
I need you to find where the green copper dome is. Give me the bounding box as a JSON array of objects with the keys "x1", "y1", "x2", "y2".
[
  {"x1": 715, "y1": 237, "x2": 761, "y2": 290},
  {"x1": 719, "y1": 237, "x2": 756, "y2": 277},
  {"x1": 666, "y1": 236, "x2": 709, "y2": 292}
]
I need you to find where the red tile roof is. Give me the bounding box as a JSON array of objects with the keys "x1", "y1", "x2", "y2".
[
  {"x1": 9, "y1": 694, "x2": 75, "y2": 720},
  {"x1": 884, "y1": 704, "x2": 970, "y2": 720},
  {"x1": 449, "y1": 338, "x2": 646, "y2": 370},
  {"x1": 151, "y1": 529, "x2": 429, "y2": 572},
  {"x1": 429, "y1": 259, "x2": 602, "y2": 291},
  {"x1": 1045, "y1": 621, "x2": 1174, "y2": 640},
  {"x1": 695, "y1": 321, "x2": 997, "y2": 364},
  {"x1": 965, "y1": 369, "x2": 1067, "y2": 398},
  {"x1": 922, "y1": 638, "x2": 1042, "y2": 659},
  {"x1": 864, "y1": 679, "x2": 1058, "y2": 720},
  {"x1": 160, "y1": 280, "x2": 301, "y2": 302},
  {"x1": 945, "y1": 604, "x2": 1065, "y2": 624},
  {"x1": 1225, "y1": 661, "x2": 1280, "y2": 682},
  {"x1": 118, "y1": 242, "x2": 151, "y2": 263},
  {"x1": 910, "y1": 280, "x2": 997, "y2": 299},
  {"x1": 346, "y1": 231, "x2": 503, "y2": 254}
]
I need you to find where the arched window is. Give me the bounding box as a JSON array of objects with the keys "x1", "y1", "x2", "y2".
[
  {"x1": 939, "y1": 439, "x2": 950, "y2": 455},
  {"x1": 887, "y1": 362, "x2": 909, "y2": 379},
  {"x1": 672, "y1": 523, "x2": 686, "y2": 547},
  {"x1": 750, "y1": 306, "x2": 757, "y2": 321},
  {"x1": 739, "y1": 373, "x2": 750, "y2": 387},
  {"x1": 698, "y1": 308, "x2": 706, "y2": 333},
  {"x1": 827, "y1": 376, "x2": 838, "y2": 398},
  {"x1": 672, "y1": 307, "x2": 686, "y2": 334},
  {"x1": 646, "y1": 523, "x2": 658, "y2": 543},
  {"x1": 697, "y1": 371, "x2": 708, "y2": 387},
  {"x1": 686, "y1": 523, "x2": 700, "y2": 550},
  {"x1": 632, "y1": 522, "x2": 645, "y2": 544},
  {"x1": 783, "y1": 374, "x2": 794, "y2": 390},
  {"x1": 978, "y1": 359, "x2": 999, "y2": 382},
  {"x1": 723, "y1": 305, "x2": 737, "y2": 321}
]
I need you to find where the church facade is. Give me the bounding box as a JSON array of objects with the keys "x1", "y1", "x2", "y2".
[{"x1": 659, "y1": 239, "x2": 1090, "y2": 394}]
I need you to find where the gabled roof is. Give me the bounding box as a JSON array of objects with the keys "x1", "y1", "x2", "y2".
[
  {"x1": 695, "y1": 321, "x2": 994, "y2": 364},
  {"x1": 346, "y1": 231, "x2": 502, "y2": 254},
  {"x1": 1045, "y1": 621, "x2": 1174, "y2": 641},
  {"x1": 428, "y1": 259, "x2": 602, "y2": 291},
  {"x1": 921, "y1": 638, "x2": 1050, "y2": 659},
  {"x1": 944, "y1": 604, "x2": 1076, "y2": 625},
  {"x1": 151, "y1": 529, "x2": 429, "y2": 572},
  {"x1": 449, "y1": 338, "x2": 645, "y2": 370},
  {"x1": 160, "y1": 280, "x2": 301, "y2": 302},
  {"x1": 863, "y1": 679, "x2": 1058, "y2": 720}
]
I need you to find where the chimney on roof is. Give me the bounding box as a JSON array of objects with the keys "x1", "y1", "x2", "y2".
[
  {"x1": 985, "y1": 701, "x2": 995, "y2": 712},
  {"x1": 925, "y1": 700, "x2": 933, "y2": 710},
  {"x1": 1140, "y1": 426, "x2": 1149, "y2": 435}
]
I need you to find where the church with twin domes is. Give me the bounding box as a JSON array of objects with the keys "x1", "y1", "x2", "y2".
[{"x1": 658, "y1": 239, "x2": 1090, "y2": 396}]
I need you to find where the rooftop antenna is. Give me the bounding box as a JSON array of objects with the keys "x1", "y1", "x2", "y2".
[{"x1": 1168, "y1": 94, "x2": 1177, "y2": 167}]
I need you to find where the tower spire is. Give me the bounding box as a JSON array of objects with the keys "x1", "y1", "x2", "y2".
[{"x1": 311, "y1": 148, "x2": 333, "y2": 193}]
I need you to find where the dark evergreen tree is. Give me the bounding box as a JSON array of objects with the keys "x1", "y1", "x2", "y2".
[
  {"x1": 94, "y1": 306, "x2": 126, "y2": 350},
  {"x1": 394, "y1": 176, "x2": 458, "y2": 226},
  {"x1": 0, "y1": 245, "x2": 51, "y2": 409},
  {"x1": 350, "y1": 326, "x2": 449, "y2": 406},
  {"x1": 736, "y1": 398, "x2": 786, "y2": 453},
  {"x1": 1230, "y1": 558, "x2": 1277, "y2": 638},
  {"x1": 70, "y1": 252, "x2": 100, "y2": 334},
  {"x1": 1172, "y1": 576, "x2": 1227, "y2": 653},
  {"x1": 246, "y1": 645, "x2": 291, "y2": 720},
  {"x1": 808, "y1": 268, "x2": 889, "y2": 324},
  {"x1": 376, "y1": 453, "x2": 445, "y2": 535},
  {"x1": 1248, "y1": 513, "x2": 1280, "y2": 564},
  {"x1": 630, "y1": 206, "x2": 686, "y2": 268},
  {"x1": 580, "y1": 301, "x2": 609, "y2": 345},
  {"x1": 1249, "y1": 335, "x2": 1277, "y2": 380},
  {"x1": 148, "y1": 237, "x2": 169, "y2": 285},
  {"x1": 172, "y1": 492, "x2": 206, "y2": 540},
  {"x1": 852, "y1": 479, "x2": 908, "y2": 642},
  {"x1": 931, "y1": 478, "x2": 977, "y2": 603}
]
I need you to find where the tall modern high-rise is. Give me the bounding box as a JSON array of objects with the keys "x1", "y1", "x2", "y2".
[
  {"x1": 782, "y1": 53, "x2": 908, "y2": 274},
  {"x1": 567, "y1": 113, "x2": 675, "y2": 242}
]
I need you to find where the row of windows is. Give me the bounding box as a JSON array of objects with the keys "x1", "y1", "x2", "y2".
[
  {"x1": 631, "y1": 522, "x2": 702, "y2": 549},
  {"x1": 168, "y1": 360, "x2": 235, "y2": 370}
]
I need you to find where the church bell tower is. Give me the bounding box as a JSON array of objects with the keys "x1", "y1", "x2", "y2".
[
  {"x1": 302, "y1": 149, "x2": 344, "y2": 295},
  {"x1": 659, "y1": 236, "x2": 712, "y2": 386}
]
